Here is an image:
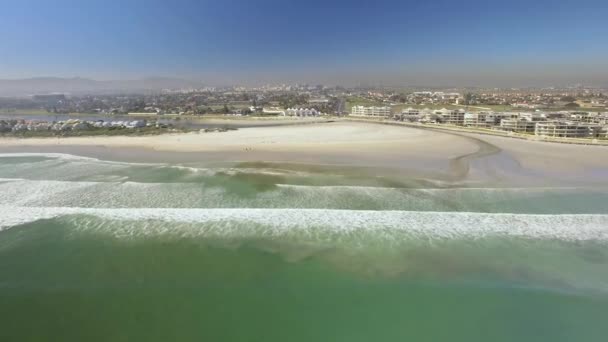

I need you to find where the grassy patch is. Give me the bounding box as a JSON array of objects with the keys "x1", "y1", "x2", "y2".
[
  {"x1": 0, "y1": 126, "x2": 183, "y2": 138},
  {"x1": 345, "y1": 97, "x2": 387, "y2": 111}
]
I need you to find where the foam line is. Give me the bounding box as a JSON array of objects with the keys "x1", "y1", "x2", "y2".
[
  {"x1": 0, "y1": 152, "x2": 289, "y2": 177},
  {"x1": 0, "y1": 152, "x2": 167, "y2": 168},
  {"x1": 1, "y1": 206, "x2": 607, "y2": 241},
  {"x1": 276, "y1": 184, "x2": 590, "y2": 191},
  {"x1": 0, "y1": 152, "x2": 101, "y2": 162},
  {"x1": 0, "y1": 178, "x2": 589, "y2": 191}
]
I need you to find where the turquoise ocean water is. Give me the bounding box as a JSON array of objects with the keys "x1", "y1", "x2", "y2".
[{"x1": 1, "y1": 153, "x2": 607, "y2": 341}]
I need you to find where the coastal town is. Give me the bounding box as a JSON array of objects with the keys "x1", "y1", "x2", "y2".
[
  {"x1": 368, "y1": 106, "x2": 608, "y2": 139},
  {"x1": 1, "y1": 84, "x2": 608, "y2": 140}
]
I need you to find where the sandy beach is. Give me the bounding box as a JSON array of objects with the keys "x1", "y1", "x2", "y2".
[
  {"x1": 0, "y1": 121, "x2": 463, "y2": 152},
  {"x1": 1, "y1": 121, "x2": 608, "y2": 185}
]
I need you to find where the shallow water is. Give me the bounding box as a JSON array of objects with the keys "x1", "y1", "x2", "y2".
[{"x1": 1, "y1": 153, "x2": 607, "y2": 341}]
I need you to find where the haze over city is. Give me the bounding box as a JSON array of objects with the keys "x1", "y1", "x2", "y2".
[{"x1": 1, "y1": 0, "x2": 607, "y2": 87}]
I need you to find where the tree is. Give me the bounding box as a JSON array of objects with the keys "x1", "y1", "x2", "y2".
[
  {"x1": 561, "y1": 96, "x2": 576, "y2": 102},
  {"x1": 464, "y1": 93, "x2": 474, "y2": 106},
  {"x1": 564, "y1": 102, "x2": 580, "y2": 108},
  {"x1": 390, "y1": 94, "x2": 407, "y2": 103}
]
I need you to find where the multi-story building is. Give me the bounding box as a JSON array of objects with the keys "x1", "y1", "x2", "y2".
[
  {"x1": 486, "y1": 112, "x2": 518, "y2": 126},
  {"x1": 351, "y1": 105, "x2": 391, "y2": 117},
  {"x1": 438, "y1": 109, "x2": 465, "y2": 126},
  {"x1": 395, "y1": 108, "x2": 421, "y2": 122},
  {"x1": 464, "y1": 112, "x2": 490, "y2": 128},
  {"x1": 596, "y1": 125, "x2": 608, "y2": 138},
  {"x1": 568, "y1": 111, "x2": 608, "y2": 124},
  {"x1": 534, "y1": 121, "x2": 598, "y2": 138},
  {"x1": 499, "y1": 119, "x2": 537, "y2": 133},
  {"x1": 519, "y1": 112, "x2": 547, "y2": 122},
  {"x1": 545, "y1": 112, "x2": 569, "y2": 120},
  {"x1": 419, "y1": 109, "x2": 441, "y2": 123}
]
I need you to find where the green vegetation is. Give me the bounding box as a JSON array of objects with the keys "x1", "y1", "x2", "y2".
[
  {"x1": 390, "y1": 103, "x2": 465, "y2": 112},
  {"x1": 345, "y1": 97, "x2": 386, "y2": 111},
  {"x1": 470, "y1": 104, "x2": 513, "y2": 112},
  {"x1": 561, "y1": 96, "x2": 577, "y2": 102},
  {"x1": 1, "y1": 108, "x2": 50, "y2": 115},
  {"x1": 1, "y1": 109, "x2": 102, "y2": 116},
  {"x1": 463, "y1": 92, "x2": 475, "y2": 105},
  {"x1": 0, "y1": 126, "x2": 182, "y2": 138}
]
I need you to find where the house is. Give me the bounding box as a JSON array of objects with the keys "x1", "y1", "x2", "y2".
[{"x1": 285, "y1": 108, "x2": 320, "y2": 117}]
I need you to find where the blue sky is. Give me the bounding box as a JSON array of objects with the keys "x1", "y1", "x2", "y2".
[{"x1": 1, "y1": 0, "x2": 607, "y2": 86}]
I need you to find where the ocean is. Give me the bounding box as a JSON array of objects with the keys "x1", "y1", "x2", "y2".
[{"x1": 1, "y1": 152, "x2": 607, "y2": 341}]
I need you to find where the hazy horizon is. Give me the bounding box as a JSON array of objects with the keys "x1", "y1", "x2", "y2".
[{"x1": 1, "y1": 0, "x2": 607, "y2": 88}]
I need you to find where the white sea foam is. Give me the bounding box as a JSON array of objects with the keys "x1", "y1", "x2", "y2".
[
  {"x1": 0, "y1": 152, "x2": 301, "y2": 180},
  {"x1": 0, "y1": 152, "x2": 101, "y2": 161},
  {"x1": 0, "y1": 152, "x2": 168, "y2": 169},
  {"x1": 1, "y1": 178, "x2": 606, "y2": 212},
  {"x1": 0, "y1": 180, "x2": 97, "y2": 206},
  {"x1": 276, "y1": 184, "x2": 589, "y2": 191},
  {"x1": 0, "y1": 177, "x2": 27, "y2": 182},
  {"x1": 1, "y1": 205, "x2": 607, "y2": 242}
]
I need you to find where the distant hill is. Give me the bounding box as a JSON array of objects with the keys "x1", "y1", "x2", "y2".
[{"x1": 0, "y1": 77, "x2": 205, "y2": 97}]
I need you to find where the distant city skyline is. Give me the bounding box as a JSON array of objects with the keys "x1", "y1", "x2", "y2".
[{"x1": 1, "y1": 0, "x2": 607, "y2": 87}]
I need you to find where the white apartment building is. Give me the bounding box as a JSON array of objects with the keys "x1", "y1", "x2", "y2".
[
  {"x1": 351, "y1": 105, "x2": 391, "y2": 117},
  {"x1": 534, "y1": 121, "x2": 597, "y2": 138},
  {"x1": 487, "y1": 112, "x2": 518, "y2": 126},
  {"x1": 464, "y1": 112, "x2": 490, "y2": 128},
  {"x1": 499, "y1": 119, "x2": 537, "y2": 133},
  {"x1": 438, "y1": 108, "x2": 465, "y2": 126},
  {"x1": 394, "y1": 108, "x2": 421, "y2": 122}
]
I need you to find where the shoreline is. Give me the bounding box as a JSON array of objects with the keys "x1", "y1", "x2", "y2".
[
  {"x1": 0, "y1": 122, "x2": 466, "y2": 177},
  {"x1": 2, "y1": 121, "x2": 608, "y2": 187}
]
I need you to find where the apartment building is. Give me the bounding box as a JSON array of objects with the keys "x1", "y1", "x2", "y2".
[
  {"x1": 486, "y1": 112, "x2": 518, "y2": 126},
  {"x1": 395, "y1": 108, "x2": 421, "y2": 122},
  {"x1": 519, "y1": 112, "x2": 547, "y2": 122},
  {"x1": 438, "y1": 109, "x2": 465, "y2": 126},
  {"x1": 464, "y1": 112, "x2": 490, "y2": 127},
  {"x1": 351, "y1": 105, "x2": 391, "y2": 117},
  {"x1": 499, "y1": 119, "x2": 537, "y2": 133},
  {"x1": 534, "y1": 121, "x2": 597, "y2": 138}
]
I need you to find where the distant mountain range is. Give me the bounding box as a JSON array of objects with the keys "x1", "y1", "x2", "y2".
[{"x1": 0, "y1": 77, "x2": 206, "y2": 97}]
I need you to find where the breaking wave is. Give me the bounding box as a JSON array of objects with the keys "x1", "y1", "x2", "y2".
[
  {"x1": 0, "y1": 177, "x2": 606, "y2": 213},
  {"x1": 2, "y1": 206, "x2": 608, "y2": 242}
]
